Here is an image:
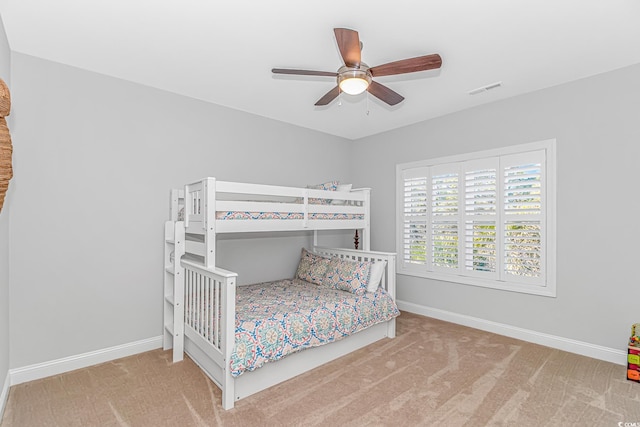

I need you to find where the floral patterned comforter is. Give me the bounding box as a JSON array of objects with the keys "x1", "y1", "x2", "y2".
[{"x1": 230, "y1": 278, "x2": 399, "y2": 377}]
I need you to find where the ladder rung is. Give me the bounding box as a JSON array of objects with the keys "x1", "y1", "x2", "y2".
[{"x1": 164, "y1": 323, "x2": 174, "y2": 335}]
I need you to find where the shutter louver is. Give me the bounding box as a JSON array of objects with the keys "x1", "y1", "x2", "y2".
[
  {"x1": 431, "y1": 169, "x2": 459, "y2": 269},
  {"x1": 502, "y1": 151, "x2": 545, "y2": 282},
  {"x1": 504, "y1": 221, "x2": 541, "y2": 277},
  {"x1": 397, "y1": 142, "x2": 553, "y2": 295},
  {"x1": 402, "y1": 172, "x2": 428, "y2": 266},
  {"x1": 504, "y1": 163, "x2": 542, "y2": 215},
  {"x1": 464, "y1": 162, "x2": 497, "y2": 275}
]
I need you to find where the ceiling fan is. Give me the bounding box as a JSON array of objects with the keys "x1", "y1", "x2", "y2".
[{"x1": 272, "y1": 28, "x2": 442, "y2": 107}]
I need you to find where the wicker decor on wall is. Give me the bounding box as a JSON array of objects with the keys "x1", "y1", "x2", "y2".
[{"x1": 0, "y1": 78, "x2": 12, "y2": 212}]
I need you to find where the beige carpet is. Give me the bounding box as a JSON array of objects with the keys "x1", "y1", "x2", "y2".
[{"x1": 2, "y1": 312, "x2": 639, "y2": 426}]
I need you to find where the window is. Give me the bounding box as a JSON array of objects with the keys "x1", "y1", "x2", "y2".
[{"x1": 396, "y1": 140, "x2": 556, "y2": 297}]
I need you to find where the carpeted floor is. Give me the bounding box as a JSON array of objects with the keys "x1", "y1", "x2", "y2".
[{"x1": 2, "y1": 312, "x2": 639, "y2": 426}]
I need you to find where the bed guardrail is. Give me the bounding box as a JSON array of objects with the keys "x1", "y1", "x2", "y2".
[
  {"x1": 181, "y1": 258, "x2": 238, "y2": 409},
  {"x1": 314, "y1": 246, "x2": 396, "y2": 337},
  {"x1": 179, "y1": 178, "x2": 369, "y2": 228},
  {"x1": 182, "y1": 259, "x2": 237, "y2": 351}
]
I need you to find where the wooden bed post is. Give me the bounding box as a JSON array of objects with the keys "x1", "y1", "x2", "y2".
[
  {"x1": 170, "y1": 189, "x2": 180, "y2": 221},
  {"x1": 362, "y1": 189, "x2": 371, "y2": 251},
  {"x1": 221, "y1": 275, "x2": 236, "y2": 410},
  {"x1": 204, "y1": 178, "x2": 216, "y2": 269},
  {"x1": 386, "y1": 253, "x2": 397, "y2": 338}
]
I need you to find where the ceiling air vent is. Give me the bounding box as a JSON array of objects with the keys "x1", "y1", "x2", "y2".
[{"x1": 469, "y1": 81, "x2": 502, "y2": 95}]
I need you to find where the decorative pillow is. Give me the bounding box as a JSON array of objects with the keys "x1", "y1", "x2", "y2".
[
  {"x1": 307, "y1": 180, "x2": 338, "y2": 205},
  {"x1": 322, "y1": 256, "x2": 371, "y2": 295},
  {"x1": 295, "y1": 248, "x2": 331, "y2": 285},
  {"x1": 308, "y1": 181, "x2": 339, "y2": 191},
  {"x1": 367, "y1": 260, "x2": 386, "y2": 293}
]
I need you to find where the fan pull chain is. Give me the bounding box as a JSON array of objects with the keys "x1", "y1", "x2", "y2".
[{"x1": 366, "y1": 91, "x2": 370, "y2": 115}]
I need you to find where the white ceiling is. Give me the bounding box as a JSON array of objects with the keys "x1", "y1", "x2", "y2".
[{"x1": 1, "y1": 0, "x2": 640, "y2": 140}]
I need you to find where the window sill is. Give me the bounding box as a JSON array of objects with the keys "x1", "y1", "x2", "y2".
[{"x1": 397, "y1": 269, "x2": 556, "y2": 297}]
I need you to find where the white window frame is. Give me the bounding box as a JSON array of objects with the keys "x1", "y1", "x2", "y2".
[{"x1": 396, "y1": 139, "x2": 557, "y2": 297}]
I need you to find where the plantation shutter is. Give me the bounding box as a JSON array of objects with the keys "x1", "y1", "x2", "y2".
[
  {"x1": 501, "y1": 150, "x2": 545, "y2": 285},
  {"x1": 431, "y1": 164, "x2": 460, "y2": 271},
  {"x1": 463, "y1": 158, "x2": 498, "y2": 278},
  {"x1": 397, "y1": 141, "x2": 554, "y2": 296},
  {"x1": 401, "y1": 167, "x2": 429, "y2": 270}
]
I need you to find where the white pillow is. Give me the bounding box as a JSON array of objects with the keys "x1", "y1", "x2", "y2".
[
  {"x1": 367, "y1": 260, "x2": 386, "y2": 293},
  {"x1": 332, "y1": 183, "x2": 353, "y2": 205}
]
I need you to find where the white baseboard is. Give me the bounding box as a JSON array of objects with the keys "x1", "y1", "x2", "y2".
[
  {"x1": 9, "y1": 336, "x2": 163, "y2": 386},
  {"x1": 0, "y1": 371, "x2": 10, "y2": 422},
  {"x1": 397, "y1": 300, "x2": 627, "y2": 366}
]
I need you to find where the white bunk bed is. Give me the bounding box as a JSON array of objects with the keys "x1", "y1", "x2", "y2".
[{"x1": 163, "y1": 178, "x2": 397, "y2": 410}]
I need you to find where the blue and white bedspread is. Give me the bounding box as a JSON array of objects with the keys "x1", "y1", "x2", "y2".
[{"x1": 230, "y1": 278, "x2": 399, "y2": 377}]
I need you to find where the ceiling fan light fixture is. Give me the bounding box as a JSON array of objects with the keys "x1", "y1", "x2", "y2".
[
  {"x1": 339, "y1": 77, "x2": 369, "y2": 95},
  {"x1": 337, "y1": 66, "x2": 372, "y2": 95}
]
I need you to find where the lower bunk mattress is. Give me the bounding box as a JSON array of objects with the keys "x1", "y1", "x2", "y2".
[{"x1": 223, "y1": 278, "x2": 399, "y2": 377}]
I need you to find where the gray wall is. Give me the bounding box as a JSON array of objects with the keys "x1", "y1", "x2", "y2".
[
  {"x1": 6, "y1": 46, "x2": 638, "y2": 370},
  {"x1": 8, "y1": 53, "x2": 353, "y2": 368},
  {"x1": 0, "y1": 14, "x2": 10, "y2": 391},
  {"x1": 353, "y1": 63, "x2": 640, "y2": 351}
]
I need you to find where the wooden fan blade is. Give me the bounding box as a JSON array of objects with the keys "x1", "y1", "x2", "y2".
[
  {"x1": 315, "y1": 86, "x2": 340, "y2": 106},
  {"x1": 367, "y1": 81, "x2": 404, "y2": 106},
  {"x1": 334, "y1": 28, "x2": 361, "y2": 67},
  {"x1": 272, "y1": 68, "x2": 337, "y2": 77},
  {"x1": 370, "y1": 54, "x2": 442, "y2": 77}
]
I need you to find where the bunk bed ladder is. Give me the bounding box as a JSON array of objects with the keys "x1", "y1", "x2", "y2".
[{"x1": 163, "y1": 219, "x2": 186, "y2": 362}]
